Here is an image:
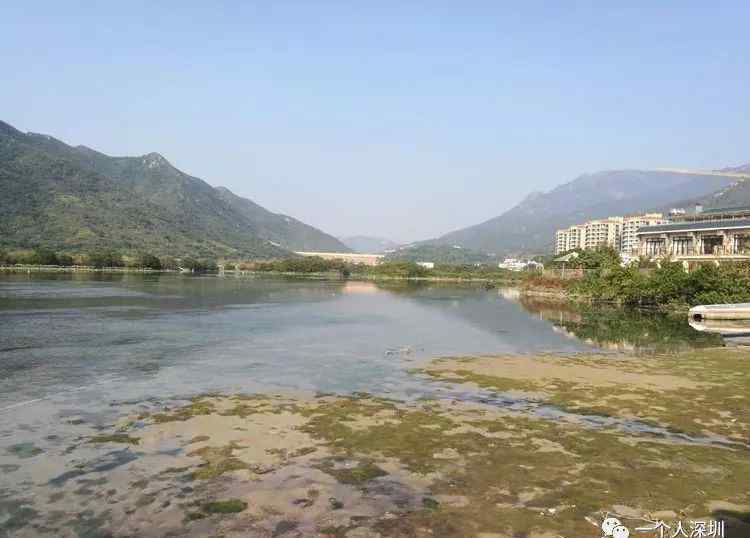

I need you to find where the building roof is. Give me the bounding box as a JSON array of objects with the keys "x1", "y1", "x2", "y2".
[
  {"x1": 637, "y1": 218, "x2": 750, "y2": 234},
  {"x1": 701, "y1": 205, "x2": 750, "y2": 215}
]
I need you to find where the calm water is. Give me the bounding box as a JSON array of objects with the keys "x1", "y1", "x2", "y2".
[
  {"x1": 0, "y1": 274, "x2": 720, "y2": 460},
  {"x1": 0, "y1": 273, "x2": 728, "y2": 531}
]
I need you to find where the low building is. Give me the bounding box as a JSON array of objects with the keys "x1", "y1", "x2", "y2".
[
  {"x1": 498, "y1": 258, "x2": 543, "y2": 271},
  {"x1": 636, "y1": 206, "x2": 750, "y2": 262},
  {"x1": 295, "y1": 251, "x2": 384, "y2": 266},
  {"x1": 417, "y1": 262, "x2": 435, "y2": 269}
]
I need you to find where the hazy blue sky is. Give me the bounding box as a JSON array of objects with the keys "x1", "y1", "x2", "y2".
[{"x1": 2, "y1": 2, "x2": 749, "y2": 242}]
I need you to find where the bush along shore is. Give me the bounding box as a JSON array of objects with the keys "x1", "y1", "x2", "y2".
[
  {"x1": 0, "y1": 247, "x2": 218, "y2": 273},
  {"x1": 535, "y1": 247, "x2": 750, "y2": 310},
  {"x1": 7, "y1": 246, "x2": 750, "y2": 311},
  {"x1": 226, "y1": 258, "x2": 528, "y2": 284}
]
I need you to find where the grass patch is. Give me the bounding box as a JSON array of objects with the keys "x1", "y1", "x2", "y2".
[
  {"x1": 203, "y1": 499, "x2": 248, "y2": 514},
  {"x1": 188, "y1": 443, "x2": 249, "y2": 479},
  {"x1": 88, "y1": 434, "x2": 140, "y2": 445}
]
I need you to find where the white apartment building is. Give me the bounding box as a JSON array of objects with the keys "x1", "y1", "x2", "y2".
[
  {"x1": 583, "y1": 217, "x2": 623, "y2": 250},
  {"x1": 620, "y1": 213, "x2": 666, "y2": 255},
  {"x1": 554, "y1": 213, "x2": 666, "y2": 255},
  {"x1": 555, "y1": 225, "x2": 584, "y2": 254}
]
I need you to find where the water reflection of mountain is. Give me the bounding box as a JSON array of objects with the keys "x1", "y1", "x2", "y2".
[
  {"x1": 370, "y1": 282, "x2": 590, "y2": 352},
  {"x1": 515, "y1": 294, "x2": 724, "y2": 353}
]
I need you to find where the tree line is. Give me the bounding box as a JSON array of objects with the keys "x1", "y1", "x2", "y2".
[{"x1": 0, "y1": 248, "x2": 218, "y2": 272}]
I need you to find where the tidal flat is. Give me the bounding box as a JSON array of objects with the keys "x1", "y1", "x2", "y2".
[{"x1": 3, "y1": 348, "x2": 749, "y2": 538}]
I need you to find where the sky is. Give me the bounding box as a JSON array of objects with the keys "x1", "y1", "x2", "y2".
[{"x1": 2, "y1": 2, "x2": 749, "y2": 243}]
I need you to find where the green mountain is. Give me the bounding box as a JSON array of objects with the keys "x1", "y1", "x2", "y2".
[
  {"x1": 385, "y1": 244, "x2": 497, "y2": 265},
  {"x1": 420, "y1": 169, "x2": 741, "y2": 256},
  {"x1": 0, "y1": 120, "x2": 349, "y2": 257}
]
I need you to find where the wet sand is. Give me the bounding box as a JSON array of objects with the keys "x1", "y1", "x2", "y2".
[{"x1": 2, "y1": 349, "x2": 750, "y2": 537}]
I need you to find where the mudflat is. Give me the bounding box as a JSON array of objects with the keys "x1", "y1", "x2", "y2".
[{"x1": 4, "y1": 348, "x2": 749, "y2": 537}]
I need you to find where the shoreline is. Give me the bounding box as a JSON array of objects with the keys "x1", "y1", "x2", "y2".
[
  {"x1": 0, "y1": 267, "x2": 694, "y2": 313},
  {"x1": 0, "y1": 264, "x2": 176, "y2": 274}
]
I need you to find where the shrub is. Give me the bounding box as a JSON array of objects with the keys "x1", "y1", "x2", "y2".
[
  {"x1": 30, "y1": 248, "x2": 59, "y2": 265},
  {"x1": 180, "y1": 258, "x2": 218, "y2": 273},
  {"x1": 57, "y1": 254, "x2": 74, "y2": 267},
  {"x1": 574, "y1": 259, "x2": 750, "y2": 307},
  {"x1": 138, "y1": 253, "x2": 162, "y2": 270},
  {"x1": 87, "y1": 249, "x2": 124, "y2": 268}
]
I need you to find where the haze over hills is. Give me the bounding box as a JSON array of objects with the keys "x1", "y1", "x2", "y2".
[
  {"x1": 0, "y1": 120, "x2": 349, "y2": 258},
  {"x1": 340, "y1": 236, "x2": 399, "y2": 253},
  {"x1": 717, "y1": 163, "x2": 750, "y2": 174},
  {"x1": 420, "y1": 169, "x2": 745, "y2": 256},
  {"x1": 669, "y1": 168, "x2": 750, "y2": 212}
]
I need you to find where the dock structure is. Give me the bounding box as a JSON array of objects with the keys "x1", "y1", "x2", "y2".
[
  {"x1": 689, "y1": 303, "x2": 750, "y2": 321},
  {"x1": 294, "y1": 251, "x2": 385, "y2": 266}
]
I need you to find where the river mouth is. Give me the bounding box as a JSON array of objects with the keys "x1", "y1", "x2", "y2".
[{"x1": 1, "y1": 274, "x2": 748, "y2": 536}]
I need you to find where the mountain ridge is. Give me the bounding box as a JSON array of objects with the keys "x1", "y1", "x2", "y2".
[
  {"x1": 420, "y1": 168, "x2": 744, "y2": 255},
  {"x1": 0, "y1": 120, "x2": 349, "y2": 257}
]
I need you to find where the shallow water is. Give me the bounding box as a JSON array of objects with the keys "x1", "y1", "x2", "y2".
[
  {"x1": 0, "y1": 273, "x2": 734, "y2": 536},
  {"x1": 0, "y1": 274, "x2": 722, "y2": 456},
  {"x1": 1, "y1": 274, "x2": 720, "y2": 414}
]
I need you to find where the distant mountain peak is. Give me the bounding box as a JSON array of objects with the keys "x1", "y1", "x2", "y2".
[{"x1": 142, "y1": 152, "x2": 170, "y2": 169}]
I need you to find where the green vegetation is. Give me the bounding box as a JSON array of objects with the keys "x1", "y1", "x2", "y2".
[
  {"x1": 298, "y1": 391, "x2": 750, "y2": 538},
  {"x1": 135, "y1": 253, "x2": 162, "y2": 270},
  {"x1": 86, "y1": 249, "x2": 124, "y2": 269},
  {"x1": 0, "y1": 119, "x2": 345, "y2": 258},
  {"x1": 315, "y1": 458, "x2": 388, "y2": 485},
  {"x1": 553, "y1": 246, "x2": 621, "y2": 269},
  {"x1": 424, "y1": 347, "x2": 750, "y2": 445},
  {"x1": 188, "y1": 443, "x2": 249, "y2": 480},
  {"x1": 253, "y1": 256, "x2": 350, "y2": 275},
  {"x1": 0, "y1": 248, "x2": 74, "y2": 266},
  {"x1": 249, "y1": 256, "x2": 523, "y2": 282},
  {"x1": 544, "y1": 246, "x2": 750, "y2": 308},
  {"x1": 202, "y1": 499, "x2": 248, "y2": 514},
  {"x1": 87, "y1": 434, "x2": 140, "y2": 445},
  {"x1": 385, "y1": 244, "x2": 497, "y2": 265},
  {"x1": 148, "y1": 397, "x2": 216, "y2": 423},
  {"x1": 567, "y1": 248, "x2": 750, "y2": 307},
  {"x1": 179, "y1": 257, "x2": 218, "y2": 273}
]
